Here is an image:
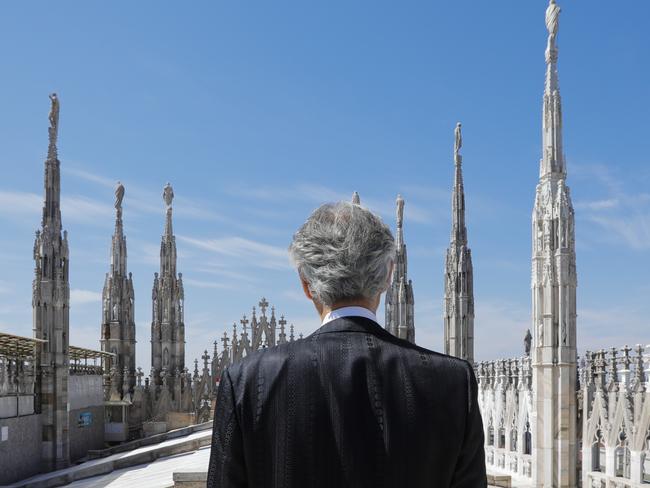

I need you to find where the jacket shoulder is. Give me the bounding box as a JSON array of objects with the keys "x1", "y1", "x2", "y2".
[
  {"x1": 381, "y1": 332, "x2": 473, "y2": 373},
  {"x1": 223, "y1": 338, "x2": 309, "y2": 383}
]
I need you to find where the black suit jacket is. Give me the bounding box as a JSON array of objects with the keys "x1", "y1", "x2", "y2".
[{"x1": 207, "y1": 316, "x2": 486, "y2": 487}]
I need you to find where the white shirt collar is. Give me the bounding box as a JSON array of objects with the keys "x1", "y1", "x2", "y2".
[{"x1": 321, "y1": 306, "x2": 378, "y2": 326}]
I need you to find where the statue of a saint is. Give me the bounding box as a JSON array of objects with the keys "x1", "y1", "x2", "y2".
[
  {"x1": 114, "y1": 181, "x2": 125, "y2": 210},
  {"x1": 545, "y1": 0, "x2": 561, "y2": 42},
  {"x1": 524, "y1": 329, "x2": 532, "y2": 356},
  {"x1": 48, "y1": 93, "x2": 60, "y2": 131},
  {"x1": 163, "y1": 347, "x2": 169, "y2": 367},
  {"x1": 454, "y1": 122, "x2": 462, "y2": 156},
  {"x1": 163, "y1": 183, "x2": 174, "y2": 207},
  {"x1": 396, "y1": 194, "x2": 404, "y2": 227}
]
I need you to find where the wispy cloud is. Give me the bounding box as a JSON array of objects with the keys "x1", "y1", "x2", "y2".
[
  {"x1": 588, "y1": 214, "x2": 650, "y2": 250},
  {"x1": 573, "y1": 162, "x2": 650, "y2": 250},
  {"x1": 0, "y1": 191, "x2": 42, "y2": 218},
  {"x1": 70, "y1": 289, "x2": 102, "y2": 306},
  {"x1": 574, "y1": 198, "x2": 619, "y2": 211},
  {"x1": 63, "y1": 166, "x2": 116, "y2": 189},
  {"x1": 178, "y1": 235, "x2": 290, "y2": 270},
  {"x1": 62, "y1": 196, "x2": 113, "y2": 222},
  {"x1": 65, "y1": 164, "x2": 224, "y2": 222},
  {"x1": 182, "y1": 278, "x2": 230, "y2": 290},
  {"x1": 0, "y1": 190, "x2": 114, "y2": 224},
  {"x1": 188, "y1": 263, "x2": 260, "y2": 283}
]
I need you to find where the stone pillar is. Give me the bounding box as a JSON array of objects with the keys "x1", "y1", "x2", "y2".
[
  {"x1": 630, "y1": 450, "x2": 644, "y2": 484},
  {"x1": 530, "y1": 2, "x2": 578, "y2": 486},
  {"x1": 33, "y1": 93, "x2": 70, "y2": 471},
  {"x1": 443, "y1": 123, "x2": 474, "y2": 363}
]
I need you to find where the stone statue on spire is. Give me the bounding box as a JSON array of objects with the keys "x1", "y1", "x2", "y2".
[
  {"x1": 114, "y1": 181, "x2": 125, "y2": 210},
  {"x1": 454, "y1": 122, "x2": 462, "y2": 157},
  {"x1": 163, "y1": 182, "x2": 174, "y2": 207},
  {"x1": 396, "y1": 194, "x2": 404, "y2": 228},
  {"x1": 545, "y1": 0, "x2": 560, "y2": 42},
  {"x1": 47, "y1": 93, "x2": 60, "y2": 160},
  {"x1": 351, "y1": 191, "x2": 360, "y2": 205},
  {"x1": 48, "y1": 93, "x2": 60, "y2": 133}
]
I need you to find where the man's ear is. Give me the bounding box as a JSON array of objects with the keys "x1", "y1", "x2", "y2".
[{"x1": 300, "y1": 276, "x2": 313, "y2": 300}]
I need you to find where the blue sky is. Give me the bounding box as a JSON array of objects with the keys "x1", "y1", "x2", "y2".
[{"x1": 0, "y1": 1, "x2": 649, "y2": 372}]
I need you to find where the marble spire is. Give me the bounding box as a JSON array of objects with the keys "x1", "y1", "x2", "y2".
[
  {"x1": 540, "y1": 0, "x2": 564, "y2": 179},
  {"x1": 33, "y1": 93, "x2": 70, "y2": 470},
  {"x1": 42, "y1": 93, "x2": 62, "y2": 234},
  {"x1": 443, "y1": 122, "x2": 475, "y2": 364},
  {"x1": 151, "y1": 183, "x2": 186, "y2": 393},
  {"x1": 531, "y1": 2, "x2": 578, "y2": 485},
  {"x1": 101, "y1": 182, "x2": 136, "y2": 399},
  {"x1": 385, "y1": 194, "x2": 415, "y2": 343}
]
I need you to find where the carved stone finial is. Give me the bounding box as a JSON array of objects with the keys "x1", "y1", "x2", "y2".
[
  {"x1": 454, "y1": 122, "x2": 462, "y2": 157},
  {"x1": 396, "y1": 195, "x2": 404, "y2": 228},
  {"x1": 114, "y1": 181, "x2": 125, "y2": 210},
  {"x1": 545, "y1": 0, "x2": 561, "y2": 42},
  {"x1": 202, "y1": 350, "x2": 210, "y2": 371},
  {"x1": 259, "y1": 297, "x2": 269, "y2": 316},
  {"x1": 163, "y1": 182, "x2": 174, "y2": 207}
]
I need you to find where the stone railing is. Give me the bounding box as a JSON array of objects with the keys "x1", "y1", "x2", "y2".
[
  {"x1": 476, "y1": 356, "x2": 534, "y2": 482},
  {"x1": 69, "y1": 361, "x2": 103, "y2": 375},
  {"x1": 580, "y1": 345, "x2": 650, "y2": 487},
  {"x1": 0, "y1": 357, "x2": 35, "y2": 397},
  {"x1": 0, "y1": 357, "x2": 36, "y2": 418}
]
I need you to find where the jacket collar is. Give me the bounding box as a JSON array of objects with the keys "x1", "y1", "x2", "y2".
[{"x1": 309, "y1": 315, "x2": 393, "y2": 340}]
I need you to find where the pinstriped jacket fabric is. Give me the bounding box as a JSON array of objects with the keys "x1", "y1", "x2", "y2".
[{"x1": 207, "y1": 316, "x2": 487, "y2": 487}]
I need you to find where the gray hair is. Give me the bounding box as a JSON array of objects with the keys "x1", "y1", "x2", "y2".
[{"x1": 289, "y1": 201, "x2": 396, "y2": 307}]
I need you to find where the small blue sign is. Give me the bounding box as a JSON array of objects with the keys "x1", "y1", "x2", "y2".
[{"x1": 78, "y1": 412, "x2": 93, "y2": 427}]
